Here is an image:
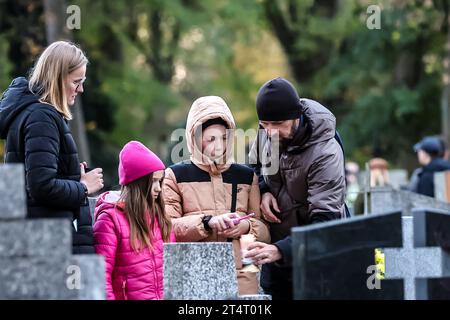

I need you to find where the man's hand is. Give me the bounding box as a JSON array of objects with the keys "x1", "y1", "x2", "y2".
[
  {"x1": 219, "y1": 219, "x2": 251, "y2": 239},
  {"x1": 260, "y1": 193, "x2": 281, "y2": 223},
  {"x1": 245, "y1": 241, "x2": 282, "y2": 265}
]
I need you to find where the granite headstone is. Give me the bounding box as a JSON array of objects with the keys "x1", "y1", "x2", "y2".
[
  {"x1": 292, "y1": 211, "x2": 404, "y2": 299},
  {"x1": 0, "y1": 163, "x2": 106, "y2": 299},
  {"x1": 0, "y1": 164, "x2": 26, "y2": 220},
  {"x1": 370, "y1": 187, "x2": 450, "y2": 215},
  {"x1": 164, "y1": 242, "x2": 239, "y2": 300}
]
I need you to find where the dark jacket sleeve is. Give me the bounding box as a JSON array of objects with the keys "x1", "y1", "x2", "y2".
[
  {"x1": 307, "y1": 148, "x2": 346, "y2": 223},
  {"x1": 417, "y1": 171, "x2": 435, "y2": 197},
  {"x1": 24, "y1": 109, "x2": 86, "y2": 209},
  {"x1": 274, "y1": 236, "x2": 292, "y2": 266}
]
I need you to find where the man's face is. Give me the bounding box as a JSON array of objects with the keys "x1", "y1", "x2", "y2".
[
  {"x1": 259, "y1": 119, "x2": 299, "y2": 141},
  {"x1": 417, "y1": 149, "x2": 432, "y2": 166}
]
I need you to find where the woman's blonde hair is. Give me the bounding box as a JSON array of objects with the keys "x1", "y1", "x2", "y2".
[{"x1": 28, "y1": 41, "x2": 88, "y2": 120}]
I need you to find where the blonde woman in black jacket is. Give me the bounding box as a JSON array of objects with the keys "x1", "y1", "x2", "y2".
[{"x1": 0, "y1": 41, "x2": 103, "y2": 254}]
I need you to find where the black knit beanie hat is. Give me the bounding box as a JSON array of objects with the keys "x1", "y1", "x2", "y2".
[{"x1": 256, "y1": 77, "x2": 302, "y2": 121}]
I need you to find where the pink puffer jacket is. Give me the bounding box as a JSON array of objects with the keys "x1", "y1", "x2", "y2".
[{"x1": 93, "y1": 191, "x2": 176, "y2": 300}]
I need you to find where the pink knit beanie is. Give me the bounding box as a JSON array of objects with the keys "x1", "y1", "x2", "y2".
[{"x1": 118, "y1": 141, "x2": 165, "y2": 185}]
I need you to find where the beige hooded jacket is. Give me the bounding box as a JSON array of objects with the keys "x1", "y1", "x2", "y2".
[{"x1": 163, "y1": 96, "x2": 270, "y2": 294}]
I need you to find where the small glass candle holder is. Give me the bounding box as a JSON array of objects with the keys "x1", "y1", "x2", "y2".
[{"x1": 240, "y1": 234, "x2": 256, "y2": 265}]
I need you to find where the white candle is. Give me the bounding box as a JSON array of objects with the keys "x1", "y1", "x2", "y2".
[{"x1": 240, "y1": 234, "x2": 256, "y2": 265}]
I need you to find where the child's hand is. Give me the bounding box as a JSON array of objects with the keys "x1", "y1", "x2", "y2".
[
  {"x1": 219, "y1": 219, "x2": 251, "y2": 239},
  {"x1": 208, "y1": 212, "x2": 238, "y2": 232}
]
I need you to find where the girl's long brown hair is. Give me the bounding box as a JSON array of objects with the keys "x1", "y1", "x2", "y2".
[{"x1": 118, "y1": 173, "x2": 172, "y2": 252}]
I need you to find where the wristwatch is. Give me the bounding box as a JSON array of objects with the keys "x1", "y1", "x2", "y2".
[{"x1": 202, "y1": 215, "x2": 213, "y2": 231}]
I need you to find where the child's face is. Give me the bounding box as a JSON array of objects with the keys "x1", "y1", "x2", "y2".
[
  {"x1": 151, "y1": 170, "x2": 164, "y2": 200},
  {"x1": 201, "y1": 124, "x2": 227, "y2": 160}
]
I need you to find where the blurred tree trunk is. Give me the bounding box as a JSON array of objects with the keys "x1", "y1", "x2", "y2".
[
  {"x1": 262, "y1": 0, "x2": 337, "y2": 84},
  {"x1": 440, "y1": 1, "x2": 450, "y2": 147},
  {"x1": 126, "y1": 2, "x2": 183, "y2": 156},
  {"x1": 43, "y1": 0, "x2": 91, "y2": 164}
]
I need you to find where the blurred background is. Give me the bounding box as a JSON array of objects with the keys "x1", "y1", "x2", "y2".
[{"x1": 1, "y1": 0, "x2": 450, "y2": 189}]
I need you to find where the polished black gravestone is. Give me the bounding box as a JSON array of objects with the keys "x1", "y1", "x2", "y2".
[
  {"x1": 413, "y1": 209, "x2": 450, "y2": 300},
  {"x1": 292, "y1": 211, "x2": 404, "y2": 299}
]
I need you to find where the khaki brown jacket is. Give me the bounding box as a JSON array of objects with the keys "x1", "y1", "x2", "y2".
[
  {"x1": 249, "y1": 98, "x2": 346, "y2": 245},
  {"x1": 163, "y1": 96, "x2": 270, "y2": 295}
]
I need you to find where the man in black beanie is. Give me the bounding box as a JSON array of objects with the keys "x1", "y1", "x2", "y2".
[{"x1": 245, "y1": 77, "x2": 346, "y2": 300}]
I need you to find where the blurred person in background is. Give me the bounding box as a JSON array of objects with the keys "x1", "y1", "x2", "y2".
[{"x1": 407, "y1": 136, "x2": 450, "y2": 197}]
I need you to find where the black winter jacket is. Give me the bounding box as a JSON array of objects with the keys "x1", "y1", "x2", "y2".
[
  {"x1": 0, "y1": 77, "x2": 94, "y2": 254},
  {"x1": 417, "y1": 158, "x2": 450, "y2": 197}
]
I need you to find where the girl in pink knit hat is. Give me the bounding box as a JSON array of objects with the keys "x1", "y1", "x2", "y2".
[{"x1": 93, "y1": 141, "x2": 176, "y2": 300}]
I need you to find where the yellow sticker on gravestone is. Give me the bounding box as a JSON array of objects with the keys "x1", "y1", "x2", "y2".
[{"x1": 374, "y1": 248, "x2": 385, "y2": 280}]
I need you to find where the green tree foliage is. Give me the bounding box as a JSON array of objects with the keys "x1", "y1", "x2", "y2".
[
  {"x1": 263, "y1": 0, "x2": 449, "y2": 169},
  {"x1": 2, "y1": 0, "x2": 450, "y2": 179},
  {"x1": 70, "y1": 0, "x2": 266, "y2": 184}
]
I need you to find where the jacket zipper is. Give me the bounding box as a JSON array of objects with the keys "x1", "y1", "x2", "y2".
[{"x1": 122, "y1": 279, "x2": 128, "y2": 300}]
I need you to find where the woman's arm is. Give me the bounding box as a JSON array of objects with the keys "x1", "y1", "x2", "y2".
[{"x1": 24, "y1": 109, "x2": 86, "y2": 208}]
